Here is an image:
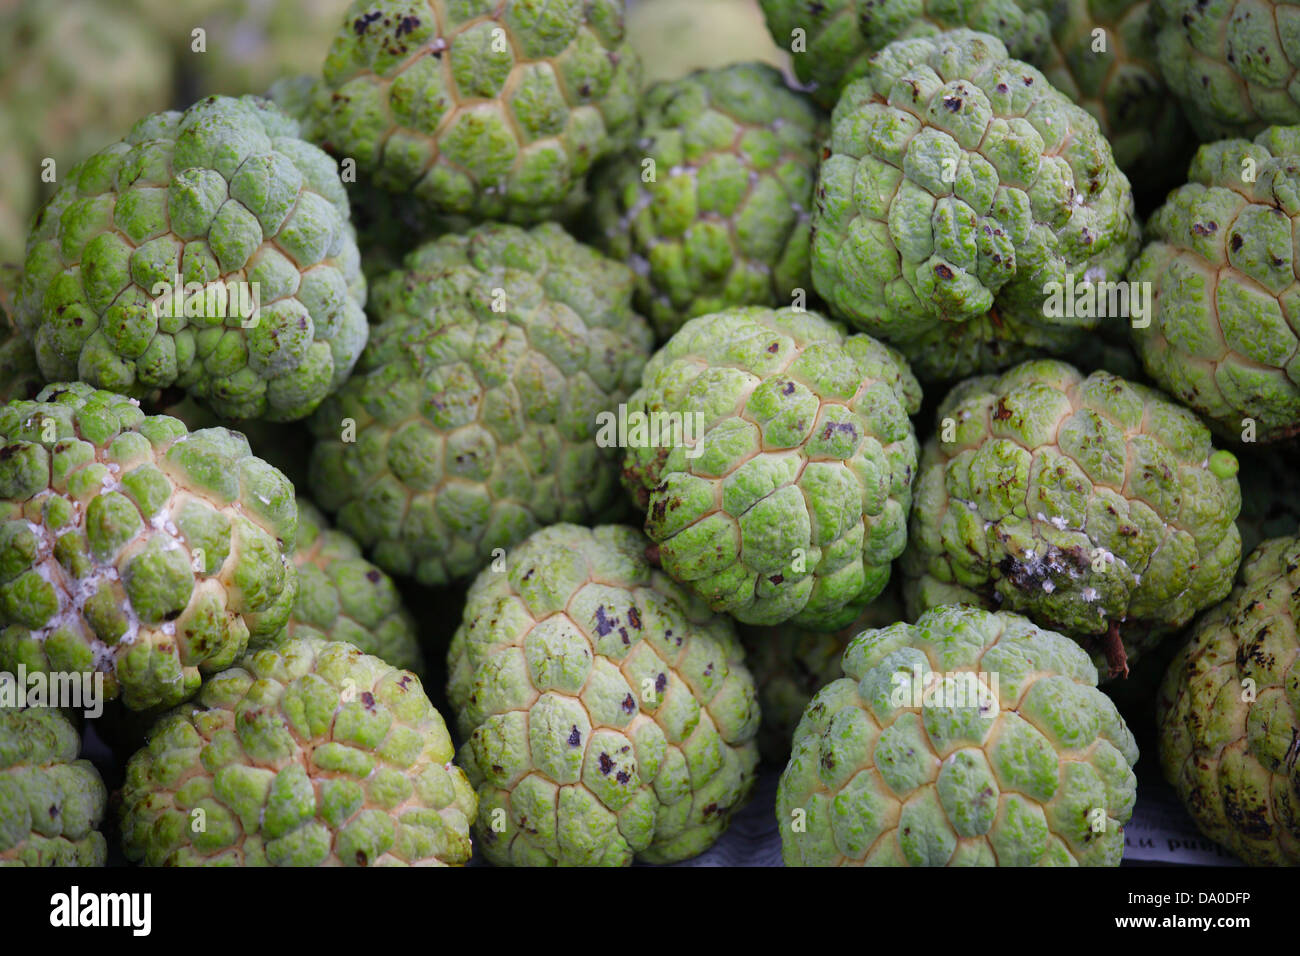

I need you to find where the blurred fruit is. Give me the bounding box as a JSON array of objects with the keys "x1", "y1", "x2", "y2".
[{"x1": 628, "y1": 0, "x2": 787, "y2": 85}]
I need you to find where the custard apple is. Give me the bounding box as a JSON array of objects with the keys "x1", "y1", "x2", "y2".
[
  {"x1": 309, "y1": 0, "x2": 641, "y2": 223},
  {"x1": 621, "y1": 306, "x2": 921, "y2": 630},
  {"x1": 447, "y1": 523, "x2": 760, "y2": 866},
  {"x1": 0, "y1": 383, "x2": 298, "y2": 711},
  {"x1": 590, "y1": 62, "x2": 823, "y2": 338},
  {"x1": 902, "y1": 359, "x2": 1242, "y2": 676},
  {"x1": 309, "y1": 222, "x2": 653, "y2": 586},
  {"x1": 810, "y1": 30, "x2": 1139, "y2": 381},
  {"x1": 0, "y1": 707, "x2": 107, "y2": 867},
  {"x1": 1130, "y1": 127, "x2": 1300, "y2": 443},
  {"x1": 1158, "y1": 534, "x2": 1300, "y2": 864},
  {"x1": 0, "y1": 265, "x2": 42, "y2": 404},
  {"x1": 778, "y1": 604, "x2": 1139, "y2": 865},
  {"x1": 120, "y1": 636, "x2": 476, "y2": 865},
  {"x1": 741, "y1": 584, "x2": 904, "y2": 764},
  {"x1": 17, "y1": 94, "x2": 368, "y2": 423},
  {"x1": 1040, "y1": 0, "x2": 1194, "y2": 196},
  {"x1": 1154, "y1": 0, "x2": 1300, "y2": 138},
  {"x1": 756, "y1": 0, "x2": 1051, "y2": 108},
  {"x1": 281, "y1": 500, "x2": 425, "y2": 676}
]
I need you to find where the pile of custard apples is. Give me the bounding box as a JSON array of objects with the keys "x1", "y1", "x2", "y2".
[{"x1": 2, "y1": 0, "x2": 1299, "y2": 871}]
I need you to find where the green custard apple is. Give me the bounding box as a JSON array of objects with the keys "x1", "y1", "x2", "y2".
[
  {"x1": 1041, "y1": 0, "x2": 1194, "y2": 197},
  {"x1": 309, "y1": 222, "x2": 653, "y2": 587},
  {"x1": 1158, "y1": 534, "x2": 1300, "y2": 864},
  {"x1": 628, "y1": 0, "x2": 788, "y2": 86},
  {"x1": 756, "y1": 0, "x2": 1052, "y2": 108},
  {"x1": 0, "y1": 383, "x2": 298, "y2": 711},
  {"x1": 282, "y1": 500, "x2": 424, "y2": 676},
  {"x1": 1154, "y1": 0, "x2": 1300, "y2": 138},
  {"x1": 810, "y1": 30, "x2": 1139, "y2": 381},
  {"x1": 0, "y1": 707, "x2": 107, "y2": 867},
  {"x1": 902, "y1": 359, "x2": 1242, "y2": 676},
  {"x1": 622, "y1": 306, "x2": 920, "y2": 630},
  {"x1": 590, "y1": 62, "x2": 823, "y2": 338},
  {"x1": 1130, "y1": 126, "x2": 1300, "y2": 442},
  {"x1": 119, "y1": 636, "x2": 476, "y2": 865},
  {"x1": 777, "y1": 604, "x2": 1138, "y2": 865},
  {"x1": 447, "y1": 523, "x2": 760, "y2": 866},
  {"x1": 17, "y1": 94, "x2": 367, "y2": 423},
  {"x1": 309, "y1": 0, "x2": 641, "y2": 223}
]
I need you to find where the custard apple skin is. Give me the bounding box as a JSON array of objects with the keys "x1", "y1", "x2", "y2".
[
  {"x1": 590, "y1": 63, "x2": 823, "y2": 338},
  {"x1": 756, "y1": 0, "x2": 1052, "y2": 108},
  {"x1": 0, "y1": 707, "x2": 107, "y2": 867},
  {"x1": 778, "y1": 605, "x2": 1138, "y2": 865},
  {"x1": 622, "y1": 306, "x2": 921, "y2": 630},
  {"x1": 308, "y1": 222, "x2": 653, "y2": 587},
  {"x1": 1154, "y1": 0, "x2": 1300, "y2": 138},
  {"x1": 17, "y1": 95, "x2": 368, "y2": 423},
  {"x1": 1040, "y1": 0, "x2": 1194, "y2": 196},
  {"x1": 1158, "y1": 535, "x2": 1300, "y2": 864},
  {"x1": 0, "y1": 265, "x2": 43, "y2": 404},
  {"x1": 311, "y1": 0, "x2": 641, "y2": 223},
  {"x1": 0, "y1": 383, "x2": 298, "y2": 711},
  {"x1": 447, "y1": 523, "x2": 760, "y2": 866},
  {"x1": 902, "y1": 360, "x2": 1243, "y2": 673},
  {"x1": 1130, "y1": 127, "x2": 1300, "y2": 443},
  {"x1": 119, "y1": 636, "x2": 476, "y2": 866},
  {"x1": 280, "y1": 500, "x2": 425, "y2": 677},
  {"x1": 741, "y1": 584, "x2": 904, "y2": 764},
  {"x1": 810, "y1": 30, "x2": 1139, "y2": 382}
]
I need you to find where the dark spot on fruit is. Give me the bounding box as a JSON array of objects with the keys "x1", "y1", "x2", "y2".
[
  {"x1": 353, "y1": 11, "x2": 382, "y2": 34},
  {"x1": 943, "y1": 96, "x2": 962, "y2": 112},
  {"x1": 567, "y1": 726, "x2": 582, "y2": 746},
  {"x1": 770, "y1": 573, "x2": 784, "y2": 584},
  {"x1": 655, "y1": 672, "x2": 667, "y2": 693},
  {"x1": 1191, "y1": 220, "x2": 1217, "y2": 236},
  {"x1": 621, "y1": 693, "x2": 636, "y2": 714},
  {"x1": 628, "y1": 606, "x2": 642, "y2": 630},
  {"x1": 782, "y1": 381, "x2": 795, "y2": 395},
  {"x1": 935, "y1": 263, "x2": 954, "y2": 280},
  {"x1": 595, "y1": 605, "x2": 613, "y2": 637},
  {"x1": 361, "y1": 692, "x2": 375, "y2": 709},
  {"x1": 599, "y1": 753, "x2": 614, "y2": 774},
  {"x1": 356, "y1": 850, "x2": 368, "y2": 865}
]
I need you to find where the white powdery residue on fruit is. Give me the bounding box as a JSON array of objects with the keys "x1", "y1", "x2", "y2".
[
  {"x1": 1082, "y1": 587, "x2": 1098, "y2": 602},
  {"x1": 1042, "y1": 580, "x2": 1055, "y2": 592}
]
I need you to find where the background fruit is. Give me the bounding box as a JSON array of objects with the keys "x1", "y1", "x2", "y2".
[
  {"x1": 0, "y1": 707, "x2": 107, "y2": 867},
  {"x1": 17, "y1": 95, "x2": 368, "y2": 423},
  {"x1": 591, "y1": 62, "x2": 822, "y2": 338},
  {"x1": 281, "y1": 500, "x2": 424, "y2": 676},
  {"x1": 120, "y1": 636, "x2": 476, "y2": 865},
  {"x1": 778, "y1": 605, "x2": 1139, "y2": 865},
  {"x1": 1131, "y1": 126, "x2": 1300, "y2": 443},
  {"x1": 741, "y1": 584, "x2": 904, "y2": 764},
  {"x1": 903, "y1": 359, "x2": 1242, "y2": 676},
  {"x1": 309, "y1": 222, "x2": 653, "y2": 586},
  {"x1": 0, "y1": 265, "x2": 42, "y2": 403},
  {"x1": 310, "y1": 0, "x2": 641, "y2": 223},
  {"x1": 0, "y1": 383, "x2": 298, "y2": 710},
  {"x1": 623, "y1": 306, "x2": 920, "y2": 630},
  {"x1": 1155, "y1": 0, "x2": 1300, "y2": 138},
  {"x1": 757, "y1": 0, "x2": 1051, "y2": 109},
  {"x1": 447, "y1": 523, "x2": 760, "y2": 866},
  {"x1": 1158, "y1": 535, "x2": 1300, "y2": 864},
  {"x1": 1041, "y1": 0, "x2": 1193, "y2": 199},
  {"x1": 810, "y1": 30, "x2": 1139, "y2": 381}
]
